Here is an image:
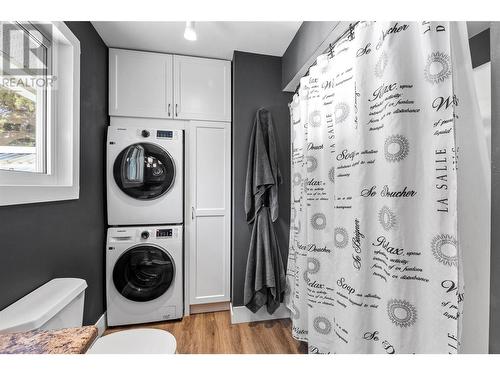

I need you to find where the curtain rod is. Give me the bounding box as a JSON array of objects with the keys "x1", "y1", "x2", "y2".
[{"x1": 293, "y1": 21, "x2": 360, "y2": 95}]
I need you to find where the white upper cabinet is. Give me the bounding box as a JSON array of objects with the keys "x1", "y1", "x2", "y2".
[
  {"x1": 173, "y1": 56, "x2": 231, "y2": 122},
  {"x1": 109, "y1": 49, "x2": 231, "y2": 122},
  {"x1": 109, "y1": 49, "x2": 173, "y2": 119}
]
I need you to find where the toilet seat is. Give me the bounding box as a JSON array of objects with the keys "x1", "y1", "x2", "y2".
[{"x1": 88, "y1": 328, "x2": 176, "y2": 354}]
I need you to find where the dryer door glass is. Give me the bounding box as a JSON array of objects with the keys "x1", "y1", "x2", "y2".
[
  {"x1": 113, "y1": 142, "x2": 175, "y2": 200},
  {"x1": 113, "y1": 245, "x2": 175, "y2": 302}
]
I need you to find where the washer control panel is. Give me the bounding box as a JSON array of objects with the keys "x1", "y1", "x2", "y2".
[{"x1": 156, "y1": 229, "x2": 173, "y2": 238}]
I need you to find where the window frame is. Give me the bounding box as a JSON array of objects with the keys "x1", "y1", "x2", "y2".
[{"x1": 0, "y1": 21, "x2": 80, "y2": 206}]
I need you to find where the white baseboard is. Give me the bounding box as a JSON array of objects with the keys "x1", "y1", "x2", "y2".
[
  {"x1": 230, "y1": 302, "x2": 290, "y2": 324},
  {"x1": 94, "y1": 312, "x2": 107, "y2": 337}
]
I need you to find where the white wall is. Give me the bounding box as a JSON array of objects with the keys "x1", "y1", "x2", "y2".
[
  {"x1": 458, "y1": 54, "x2": 491, "y2": 353},
  {"x1": 473, "y1": 62, "x2": 492, "y2": 163}
]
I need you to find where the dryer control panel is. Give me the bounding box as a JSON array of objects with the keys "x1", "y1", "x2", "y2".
[{"x1": 157, "y1": 130, "x2": 173, "y2": 139}]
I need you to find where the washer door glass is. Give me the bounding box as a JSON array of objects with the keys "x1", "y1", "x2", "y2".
[
  {"x1": 113, "y1": 245, "x2": 175, "y2": 302},
  {"x1": 113, "y1": 143, "x2": 175, "y2": 200}
]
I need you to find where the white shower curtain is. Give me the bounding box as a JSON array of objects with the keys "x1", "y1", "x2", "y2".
[{"x1": 286, "y1": 21, "x2": 485, "y2": 354}]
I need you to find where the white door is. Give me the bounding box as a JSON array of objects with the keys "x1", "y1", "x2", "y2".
[
  {"x1": 173, "y1": 56, "x2": 231, "y2": 122},
  {"x1": 109, "y1": 48, "x2": 173, "y2": 118},
  {"x1": 187, "y1": 121, "x2": 231, "y2": 304}
]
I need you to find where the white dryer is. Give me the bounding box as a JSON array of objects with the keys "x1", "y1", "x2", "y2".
[
  {"x1": 106, "y1": 225, "x2": 183, "y2": 326},
  {"x1": 107, "y1": 125, "x2": 183, "y2": 225}
]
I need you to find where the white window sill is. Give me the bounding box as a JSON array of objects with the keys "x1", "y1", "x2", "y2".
[{"x1": 0, "y1": 185, "x2": 80, "y2": 206}]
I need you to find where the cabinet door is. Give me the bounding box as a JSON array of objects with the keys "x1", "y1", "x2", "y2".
[
  {"x1": 109, "y1": 48, "x2": 173, "y2": 118},
  {"x1": 187, "y1": 121, "x2": 231, "y2": 304},
  {"x1": 173, "y1": 56, "x2": 231, "y2": 122}
]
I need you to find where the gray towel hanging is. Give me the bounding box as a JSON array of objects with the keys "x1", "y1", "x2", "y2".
[{"x1": 243, "y1": 108, "x2": 285, "y2": 314}]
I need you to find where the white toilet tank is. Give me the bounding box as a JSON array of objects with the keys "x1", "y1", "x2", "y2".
[{"x1": 0, "y1": 278, "x2": 87, "y2": 334}]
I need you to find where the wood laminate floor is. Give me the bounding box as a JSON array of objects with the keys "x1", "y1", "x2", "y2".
[{"x1": 105, "y1": 310, "x2": 307, "y2": 354}]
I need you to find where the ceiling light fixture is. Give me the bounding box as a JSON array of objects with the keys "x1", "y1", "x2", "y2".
[{"x1": 184, "y1": 21, "x2": 197, "y2": 41}]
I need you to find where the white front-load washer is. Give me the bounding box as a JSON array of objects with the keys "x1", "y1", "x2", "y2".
[
  {"x1": 107, "y1": 125, "x2": 183, "y2": 225},
  {"x1": 106, "y1": 225, "x2": 183, "y2": 326}
]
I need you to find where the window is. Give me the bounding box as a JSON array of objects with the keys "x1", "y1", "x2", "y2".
[
  {"x1": 0, "y1": 22, "x2": 49, "y2": 173},
  {"x1": 0, "y1": 22, "x2": 80, "y2": 206}
]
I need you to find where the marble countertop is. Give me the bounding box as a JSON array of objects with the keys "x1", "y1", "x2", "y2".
[{"x1": 0, "y1": 326, "x2": 98, "y2": 354}]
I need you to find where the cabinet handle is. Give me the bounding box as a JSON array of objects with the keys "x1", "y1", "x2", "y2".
[
  {"x1": 191, "y1": 207, "x2": 195, "y2": 220},
  {"x1": 168, "y1": 103, "x2": 171, "y2": 117},
  {"x1": 175, "y1": 104, "x2": 178, "y2": 117}
]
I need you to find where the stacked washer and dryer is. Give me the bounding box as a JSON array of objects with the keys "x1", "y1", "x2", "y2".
[{"x1": 106, "y1": 125, "x2": 184, "y2": 326}]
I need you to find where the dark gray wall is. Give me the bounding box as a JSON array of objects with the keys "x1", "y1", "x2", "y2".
[
  {"x1": 0, "y1": 22, "x2": 108, "y2": 325},
  {"x1": 490, "y1": 23, "x2": 500, "y2": 354},
  {"x1": 470, "y1": 29, "x2": 490, "y2": 68},
  {"x1": 232, "y1": 51, "x2": 292, "y2": 307},
  {"x1": 282, "y1": 21, "x2": 338, "y2": 90}
]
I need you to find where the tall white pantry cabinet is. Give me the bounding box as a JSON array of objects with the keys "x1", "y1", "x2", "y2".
[{"x1": 109, "y1": 48, "x2": 231, "y2": 313}]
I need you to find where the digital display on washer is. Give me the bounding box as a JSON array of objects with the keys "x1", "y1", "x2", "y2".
[
  {"x1": 157, "y1": 130, "x2": 173, "y2": 139},
  {"x1": 156, "y1": 229, "x2": 173, "y2": 238}
]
